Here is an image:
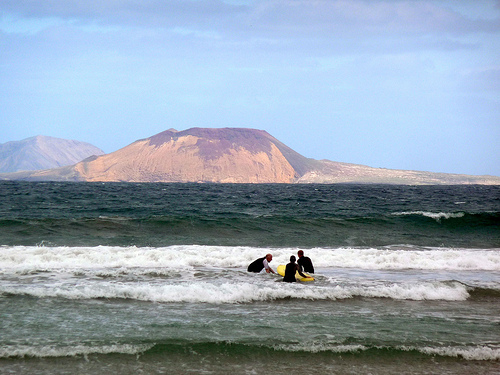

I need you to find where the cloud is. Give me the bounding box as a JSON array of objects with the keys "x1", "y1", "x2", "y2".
[
  {"x1": 0, "y1": 0, "x2": 247, "y2": 29},
  {"x1": 1, "y1": 0, "x2": 494, "y2": 69},
  {"x1": 1, "y1": 1, "x2": 497, "y2": 58},
  {"x1": 3, "y1": 0, "x2": 498, "y2": 36},
  {"x1": 244, "y1": 0, "x2": 500, "y2": 48}
]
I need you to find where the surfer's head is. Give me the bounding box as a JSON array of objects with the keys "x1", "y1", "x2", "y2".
[
  {"x1": 298, "y1": 250, "x2": 304, "y2": 258},
  {"x1": 290, "y1": 255, "x2": 296, "y2": 263},
  {"x1": 266, "y1": 254, "x2": 273, "y2": 262}
]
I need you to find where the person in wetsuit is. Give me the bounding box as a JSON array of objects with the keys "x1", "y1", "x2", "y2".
[
  {"x1": 247, "y1": 253, "x2": 276, "y2": 274},
  {"x1": 297, "y1": 250, "x2": 314, "y2": 274},
  {"x1": 283, "y1": 255, "x2": 308, "y2": 282}
]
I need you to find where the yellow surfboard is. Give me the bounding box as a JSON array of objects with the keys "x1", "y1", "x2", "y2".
[{"x1": 277, "y1": 264, "x2": 314, "y2": 282}]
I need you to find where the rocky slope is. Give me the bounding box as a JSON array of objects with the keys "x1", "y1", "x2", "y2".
[
  {"x1": 296, "y1": 160, "x2": 500, "y2": 185},
  {"x1": 1, "y1": 128, "x2": 499, "y2": 185},
  {"x1": 0, "y1": 135, "x2": 104, "y2": 173}
]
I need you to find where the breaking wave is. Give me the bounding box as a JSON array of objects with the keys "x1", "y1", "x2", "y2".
[{"x1": 1, "y1": 245, "x2": 499, "y2": 272}]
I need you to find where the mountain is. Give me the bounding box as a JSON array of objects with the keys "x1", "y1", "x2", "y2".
[
  {"x1": 1, "y1": 128, "x2": 309, "y2": 183},
  {"x1": 1, "y1": 128, "x2": 499, "y2": 185},
  {"x1": 295, "y1": 160, "x2": 500, "y2": 185},
  {"x1": 0, "y1": 135, "x2": 105, "y2": 173}
]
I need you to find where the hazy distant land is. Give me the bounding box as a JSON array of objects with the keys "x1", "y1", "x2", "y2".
[
  {"x1": 0, "y1": 136, "x2": 104, "y2": 174},
  {"x1": 1, "y1": 128, "x2": 499, "y2": 185}
]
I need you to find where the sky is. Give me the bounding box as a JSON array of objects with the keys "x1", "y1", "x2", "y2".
[{"x1": 1, "y1": 0, "x2": 499, "y2": 176}]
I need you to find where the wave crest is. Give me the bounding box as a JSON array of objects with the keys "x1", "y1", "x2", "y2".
[
  {"x1": 2, "y1": 245, "x2": 499, "y2": 272},
  {"x1": 0, "y1": 279, "x2": 471, "y2": 303},
  {"x1": 392, "y1": 211, "x2": 465, "y2": 222},
  {"x1": 0, "y1": 343, "x2": 154, "y2": 359}
]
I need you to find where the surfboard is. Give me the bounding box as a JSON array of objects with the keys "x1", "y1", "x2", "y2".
[{"x1": 277, "y1": 264, "x2": 314, "y2": 282}]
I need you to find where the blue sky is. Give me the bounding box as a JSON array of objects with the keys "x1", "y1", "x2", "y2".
[{"x1": 1, "y1": 0, "x2": 499, "y2": 176}]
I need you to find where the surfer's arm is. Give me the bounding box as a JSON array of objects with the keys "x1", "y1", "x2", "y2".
[
  {"x1": 263, "y1": 259, "x2": 276, "y2": 273},
  {"x1": 296, "y1": 265, "x2": 307, "y2": 278}
]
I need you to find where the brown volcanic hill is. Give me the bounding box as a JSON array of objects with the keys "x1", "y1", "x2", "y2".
[
  {"x1": 1, "y1": 127, "x2": 499, "y2": 184},
  {"x1": 0, "y1": 135, "x2": 105, "y2": 173},
  {"x1": 7, "y1": 128, "x2": 315, "y2": 183}
]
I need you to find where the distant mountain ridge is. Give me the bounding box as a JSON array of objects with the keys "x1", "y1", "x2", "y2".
[
  {"x1": 0, "y1": 136, "x2": 105, "y2": 173},
  {"x1": 1, "y1": 128, "x2": 499, "y2": 185}
]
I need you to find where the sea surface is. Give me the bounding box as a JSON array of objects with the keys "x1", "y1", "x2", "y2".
[{"x1": 0, "y1": 181, "x2": 499, "y2": 374}]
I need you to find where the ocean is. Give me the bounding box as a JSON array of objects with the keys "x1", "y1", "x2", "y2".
[{"x1": 0, "y1": 181, "x2": 499, "y2": 374}]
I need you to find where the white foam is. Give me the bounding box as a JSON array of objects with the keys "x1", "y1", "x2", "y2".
[
  {"x1": 392, "y1": 211, "x2": 465, "y2": 222},
  {"x1": 312, "y1": 247, "x2": 500, "y2": 271},
  {"x1": 274, "y1": 342, "x2": 368, "y2": 354},
  {"x1": 1, "y1": 245, "x2": 498, "y2": 273},
  {"x1": 0, "y1": 245, "x2": 260, "y2": 272},
  {"x1": 415, "y1": 345, "x2": 500, "y2": 361},
  {"x1": 0, "y1": 278, "x2": 470, "y2": 303},
  {"x1": 0, "y1": 343, "x2": 154, "y2": 358},
  {"x1": 275, "y1": 343, "x2": 500, "y2": 361},
  {"x1": 349, "y1": 281, "x2": 470, "y2": 301}
]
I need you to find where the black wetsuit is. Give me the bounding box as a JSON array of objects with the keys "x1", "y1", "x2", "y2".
[
  {"x1": 247, "y1": 257, "x2": 266, "y2": 273},
  {"x1": 283, "y1": 262, "x2": 298, "y2": 282},
  {"x1": 297, "y1": 256, "x2": 314, "y2": 273}
]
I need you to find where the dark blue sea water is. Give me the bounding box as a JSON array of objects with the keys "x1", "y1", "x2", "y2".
[
  {"x1": 1, "y1": 182, "x2": 498, "y2": 248},
  {"x1": 0, "y1": 182, "x2": 499, "y2": 374}
]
